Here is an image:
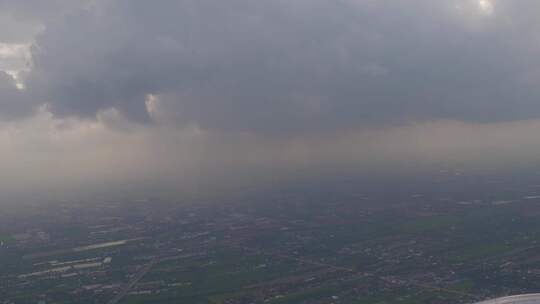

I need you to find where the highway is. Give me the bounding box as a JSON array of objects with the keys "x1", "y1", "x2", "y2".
[{"x1": 107, "y1": 258, "x2": 159, "y2": 304}]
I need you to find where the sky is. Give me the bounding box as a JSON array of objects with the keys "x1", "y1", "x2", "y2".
[{"x1": 1, "y1": 0, "x2": 540, "y2": 199}]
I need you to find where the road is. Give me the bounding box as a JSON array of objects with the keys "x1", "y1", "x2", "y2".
[{"x1": 107, "y1": 258, "x2": 159, "y2": 304}]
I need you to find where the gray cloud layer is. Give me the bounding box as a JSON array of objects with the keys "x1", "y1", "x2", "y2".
[
  {"x1": 0, "y1": 71, "x2": 28, "y2": 119},
  {"x1": 0, "y1": 0, "x2": 532, "y2": 136},
  {"x1": 6, "y1": 1, "x2": 540, "y2": 200},
  {"x1": 0, "y1": 0, "x2": 85, "y2": 42}
]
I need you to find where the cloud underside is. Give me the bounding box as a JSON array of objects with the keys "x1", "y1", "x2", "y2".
[
  {"x1": 4, "y1": 1, "x2": 540, "y2": 199},
  {"x1": 0, "y1": 0, "x2": 536, "y2": 136}
]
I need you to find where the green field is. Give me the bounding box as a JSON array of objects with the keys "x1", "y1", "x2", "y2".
[{"x1": 0, "y1": 235, "x2": 15, "y2": 244}]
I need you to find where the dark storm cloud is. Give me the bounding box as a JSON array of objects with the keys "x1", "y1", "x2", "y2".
[
  {"x1": 10, "y1": 0, "x2": 540, "y2": 134},
  {"x1": 0, "y1": 71, "x2": 29, "y2": 119},
  {"x1": 0, "y1": 0, "x2": 84, "y2": 42}
]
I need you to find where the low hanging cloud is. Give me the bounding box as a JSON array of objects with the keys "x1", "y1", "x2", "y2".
[
  {"x1": 3, "y1": 0, "x2": 540, "y2": 199},
  {"x1": 5, "y1": 0, "x2": 537, "y2": 136}
]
